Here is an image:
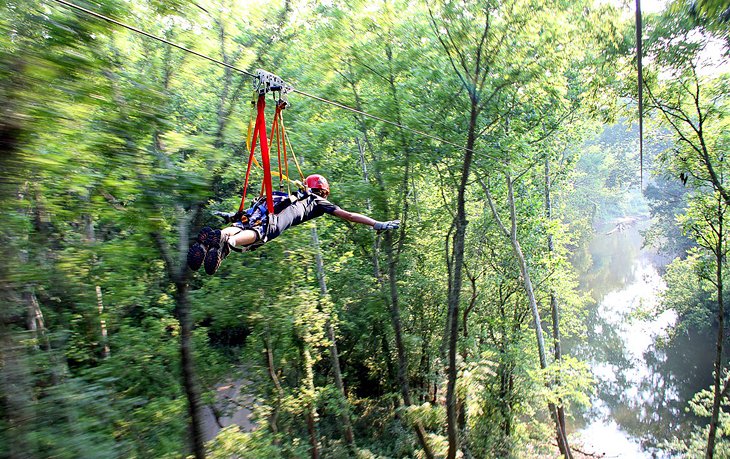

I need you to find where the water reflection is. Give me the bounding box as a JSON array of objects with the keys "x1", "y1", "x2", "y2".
[
  {"x1": 570, "y1": 223, "x2": 714, "y2": 457},
  {"x1": 580, "y1": 226, "x2": 644, "y2": 300}
]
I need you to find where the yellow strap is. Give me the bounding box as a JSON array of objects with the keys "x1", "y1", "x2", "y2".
[
  {"x1": 245, "y1": 92, "x2": 257, "y2": 152},
  {"x1": 248, "y1": 164, "x2": 295, "y2": 184},
  {"x1": 271, "y1": 171, "x2": 291, "y2": 182},
  {"x1": 246, "y1": 118, "x2": 253, "y2": 152}
]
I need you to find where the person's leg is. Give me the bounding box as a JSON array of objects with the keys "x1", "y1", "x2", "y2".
[
  {"x1": 189, "y1": 226, "x2": 259, "y2": 272},
  {"x1": 187, "y1": 226, "x2": 216, "y2": 271},
  {"x1": 221, "y1": 226, "x2": 258, "y2": 248},
  {"x1": 203, "y1": 226, "x2": 262, "y2": 275}
]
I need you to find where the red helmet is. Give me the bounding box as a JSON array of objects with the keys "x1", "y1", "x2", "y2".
[{"x1": 305, "y1": 174, "x2": 330, "y2": 194}]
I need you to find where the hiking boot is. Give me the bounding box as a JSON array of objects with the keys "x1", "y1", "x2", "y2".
[
  {"x1": 187, "y1": 227, "x2": 215, "y2": 271},
  {"x1": 204, "y1": 232, "x2": 231, "y2": 275}
]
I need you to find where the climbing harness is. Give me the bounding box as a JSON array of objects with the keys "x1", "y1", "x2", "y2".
[{"x1": 241, "y1": 70, "x2": 289, "y2": 213}]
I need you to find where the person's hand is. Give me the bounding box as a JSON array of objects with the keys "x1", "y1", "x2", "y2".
[
  {"x1": 213, "y1": 211, "x2": 242, "y2": 223},
  {"x1": 374, "y1": 220, "x2": 400, "y2": 231}
]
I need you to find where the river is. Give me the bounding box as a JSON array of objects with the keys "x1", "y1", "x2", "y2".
[{"x1": 569, "y1": 220, "x2": 714, "y2": 457}]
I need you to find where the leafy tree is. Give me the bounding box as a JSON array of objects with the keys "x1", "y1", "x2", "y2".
[
  {"x1": 0, "y1": 1, "x2": 692, "y2": 458},
  {"x1": 643, "y1": 2, "x2": 729, "y2": 456}
]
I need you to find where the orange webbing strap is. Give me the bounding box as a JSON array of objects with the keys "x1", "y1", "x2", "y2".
[
  {"x1": 272, "y1": 102, "x2": 298, "y2": 194},
  {"x1": 280, "y1": 114, "x2": 305, "y2": 184},
  {"x1": 278, "y1": 105, "x2": 291, "y2": 194},
  {"x1": 271, "y1": 103, "x2": 284, "y2": 191}
]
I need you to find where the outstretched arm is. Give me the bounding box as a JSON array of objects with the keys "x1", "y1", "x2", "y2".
[{"x1": 332, "y1": 208, "x2": 399, "y2": 230}]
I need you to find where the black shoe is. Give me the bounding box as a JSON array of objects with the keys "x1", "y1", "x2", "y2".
[
  {"x1": 204, "y1": 231, "x2": 230, "y2": 275},
  {"x1": 187, "y1": 227, "x2": 215, "y2": 271}
]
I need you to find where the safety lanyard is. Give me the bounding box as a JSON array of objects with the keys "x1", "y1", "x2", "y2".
[
  {"x1": 239, "y1": 80, "x2": 305, "y2": 215},
  {"x1": 239, "y1": 94, "x2": 274, "y2": 214}
]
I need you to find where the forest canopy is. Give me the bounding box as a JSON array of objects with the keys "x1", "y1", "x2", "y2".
[{"x1": 1, "y1": 0, "x2": 728, "y2": 458}]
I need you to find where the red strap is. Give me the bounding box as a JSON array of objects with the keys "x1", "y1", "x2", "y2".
[
  {"x1": 256, "y1": 96, "x2": 275, "y2": 215},
  {"x1": 239, "y1": 94, "x2": 275, "y2": 214}
]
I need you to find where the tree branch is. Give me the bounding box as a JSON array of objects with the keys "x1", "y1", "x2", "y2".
[{"x1": 480, "y1": 177, "x2": 510, "y2": 238}]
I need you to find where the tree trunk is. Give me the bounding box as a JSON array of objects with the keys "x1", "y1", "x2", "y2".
[
  {"x1": 706, "y1": 198, "x2": 724, "y2": 459},
  {"x1": 152, "y1": 211, "x2": 205, "y2": 459},
  {"x1": 311, "y1": 225, "x2": 355, "y2": 446},
  {"x1": 384, "y1": 231, "x2": 434, "y2": 459},
  {"x1": 264, "y1": 332, "x2": 282, "y2": 442},
  {"x1": 457, "y1": 272, "x2": 478, "y2": 457},
  {"x1": 446, "y1": 99, "x2": 478, "y2": 459},
  {"x1": 357, "y1": 138, "x2": 373, "y2": 215},
  {"x1": 484, "y1": 175, "x2": 572, "y2": 459},
  {"x1": 84, "y1": 214, "x2": 110, "y2": 359},
  {"x1": 113, "y1": 24, "x2": 209, "y2": 457},
  {"x1": 348, "y1": 79, "x2": 433, "y2": 458},
  {"x1": 24, "y1": 289, "x2": 62, "y2": 389},
  {"x1": 384, "y1": 59, "x2": 435, "y2": 455},
  {"x1": 545, "y1": 158, "x2": 568, "y2": 444},
  {"x1": 498, "y1": 289, "x2": 514, "y2": 450},
  {"x1": 25, "y1": 289, "x2": 51, "y2": 352},
  {"x1": 300, "y1": 341, "x2": 320, "y2": 459},
  {"x1": 325, "y1": 320, "x2": 355, "y2": 445},
  {"x1": 214, "y1": 17, "x2": 232, "y2": 147},
  {"x1": 175, "y1": 280, "x2": 206, "y2": 459},
  {"x1": 306, "y1": 410, "x2": 319, "y2": 459},
  {"x1": 148, "y1": 192, "x2": 205, "y2": 459},
  {"x1": 1, "y1": 308, "x2": 35, "y2": 459},
  {"x1": 95, "y1": 285, "x2": 110, "y2": 359}
]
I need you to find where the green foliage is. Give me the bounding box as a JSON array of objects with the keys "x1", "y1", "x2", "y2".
[
  {"x1": 660, "y1": 252, "x2": 715, "y2": 330},
  {"x1": 663, "y1": 377, "x2": 730, "y2": 458},
  {"x1": 207, "y1": 427, "x2": 284, "y2": 459},
  {"x1": 531, "y1": 355, "x2": 594, "y2": 412},
  {"x1": 3, "y1": 0, "x2": 712, "y2": 457}
]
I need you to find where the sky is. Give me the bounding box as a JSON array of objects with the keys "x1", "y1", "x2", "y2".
[
  {"x1": 601, "y1": 0, "x2": 670, "y2": 14},
  {"x1": 637, "y1": 0, "x2": 670, "y2": 14}
]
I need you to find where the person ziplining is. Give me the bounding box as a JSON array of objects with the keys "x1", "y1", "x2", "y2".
[{"x1": 187, "y1": 70, "x2": 399, "y2": 275}]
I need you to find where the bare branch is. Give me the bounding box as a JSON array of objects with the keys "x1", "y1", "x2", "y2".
[
  {"x1": 473, "y1": 8, "x2": 491, "y2": 85},
  {"x1": 100, "y1": 189, "x2": 125, "y2": 211},
  {"x1": 428, "y1": 7, "x2": 471, "y2": 95},
  {"x1": 506, "y1": 173, "x2": 517, "y2": 240},
  {"x1": 152, "y1": 231, "x2": 176, "y2": 277},
  {"x1": 442, "y1": 15, "x2": 474, "y2": 83},
  {"x1": 477, "y1": 79, "x2": 515, "y2": 113},
  {"x1": 479, "y1": 177, "x2": 509, "y2": 238},
  {"x1": 645, "y1": 76, "x2": 730, "y2": 204}
]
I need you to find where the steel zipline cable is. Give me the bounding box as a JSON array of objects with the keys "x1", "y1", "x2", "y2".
[{"x1": 50, "y1": 0, "x2": 476, "y2": 155}]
